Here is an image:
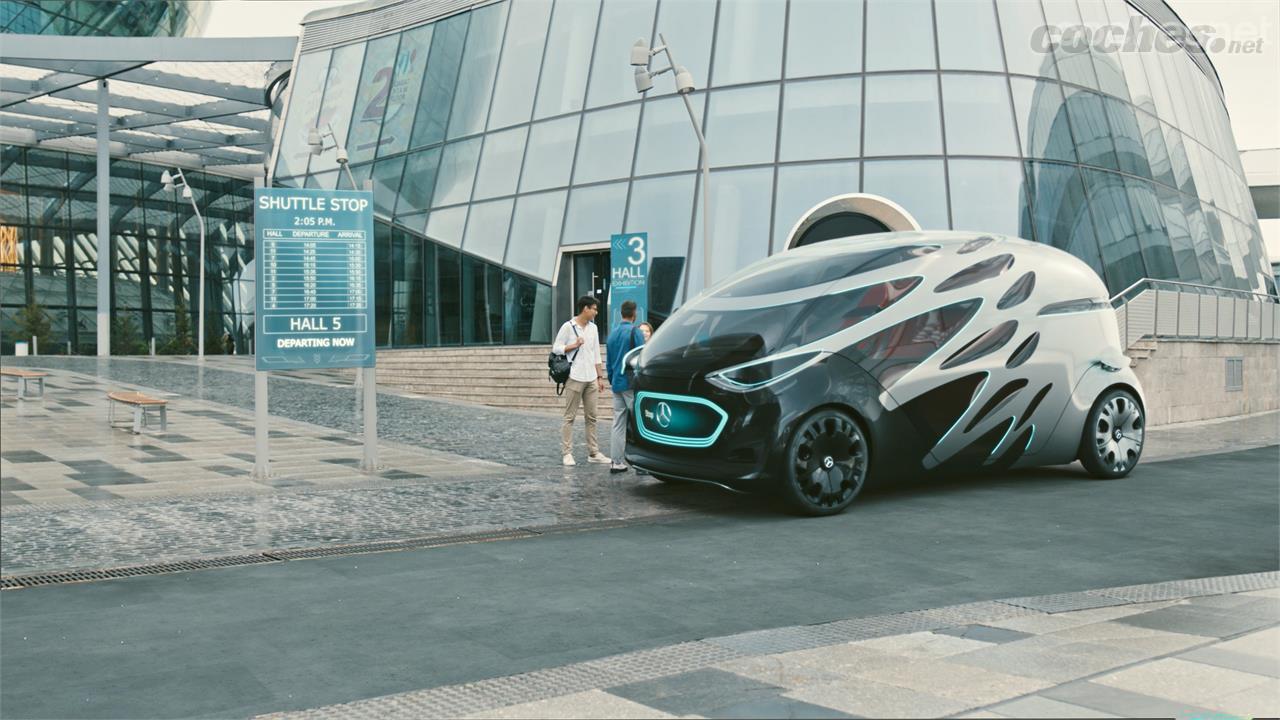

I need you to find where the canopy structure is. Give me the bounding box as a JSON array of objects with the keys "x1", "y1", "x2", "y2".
[{"x1": 0, "y1": 35, "x2": 296, "y2": 178}]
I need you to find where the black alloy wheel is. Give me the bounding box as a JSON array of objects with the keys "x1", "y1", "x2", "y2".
[
  {"x1": 781, "y1": 409, "x2": 869, "y2": 516},
  {"x1": 1079, "y1": 389, "x2": 1145, "y2": 479}
]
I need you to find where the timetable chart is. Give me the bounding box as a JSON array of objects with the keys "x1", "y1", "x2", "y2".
[{"x1": 259, "y1": 229, "x2": 368, "y2": 312}]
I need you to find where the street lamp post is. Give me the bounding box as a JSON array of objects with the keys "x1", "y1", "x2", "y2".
[
  {"x1": 161, "y1": 168, "x2": 206, "y2": 358},
  {"x1": 632, "y1": 34, "x2": 712, "y2": 291},
  {"x1": 308, "y1": 123, "x2": 357, "y2": 188}
]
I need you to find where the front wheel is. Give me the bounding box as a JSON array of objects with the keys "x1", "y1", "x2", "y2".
[
  {"x1": 1079, "y1": 389, "x2": 1144, "y2": 478},
  {"x1": 780, "y1": 409, "x2": 869, "y2": 516}
]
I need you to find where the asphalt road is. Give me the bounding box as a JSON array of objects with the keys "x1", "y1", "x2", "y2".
[{"x1": 1, "y1": 445, "x2": 1277, "y2": 719}]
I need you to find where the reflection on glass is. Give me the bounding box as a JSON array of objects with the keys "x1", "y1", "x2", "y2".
[
  {"x1": 395, "y1": 148, "x2": 442, "y2": 216},
  {"x1": 864, "y1": 159, "x2": 948, "y2": 230},
  {"x1": 371, "y1": 156, "x2": 406, "y2": 216},
  {"x1": 996, "y1": 0, "x2": 1056, "y2": 78},
  {"x1": 1078, "y1": 0, "x2": 1128, "y2": 100},
  {"x1": 712, "y1": 0, "x2": 785, "y2": 86},
  {"x1": 488, "y1": 0, "x2": 552, "y2": 129},
  {"x1": 942, "y1": 74, "x2": 1018, "y2": 156},
  {"x1": 411, "y1": 13, "x2": 469, "y2": 149},
  {"x1": 375, "y1": 222, "x2": 392, "y2": 345},
  {"x1": 587, "y1": 0, "x2": 657, "y2": 109},
  {"x1": 437, "y1": 246, "x2": 462, "y2": 344},
  {"x1": 1010, "y1": 77, "x2": 1076, "y2": 163},
  {"x1": 508, "y1": 190, "x2": 567, "y2": 280},
  {"x1": 562, "y1": 182, "x2": 626, "y2": 245},
  {"x1": 473, "y1": 126, "x2": 529, "y2": 200},
  {"x1": 787, "y1": 0, "x2": 861, "y2": 77},
  {"x1": 347, "y1": 35, "x2": 399, "y2": 165},
  {"x1": 706, "y1": 84, "x2": 779, "y2": 167},
  {"x1": 864, "y1": 75, "x2": 941, "y2": 156},
  {"x1": 1136, "y1": 109, "x2": 1174, "y2": 188},
  {"x1": 274, "y1": 49, "x2": 330, "y2": 179},
  {"x1": 1104, "y1": 98, "x2": 1151, "y2": 178},
  {"x1": 865, "y1": 0, "x2": 935, "y2": 71},
  {"x1": 648, "y1": 0, "x2": 715, "y2": 97},
  {"x1": 426, "y1": 205, "x2": 468, "y2": 248},
  {"x1": 391, "y1": 229, "x2": 424, "y2": 345},
  {"x1": 309, "y1": 43, "x2": 364, "y2": 175},
  {"x1": 772, "y1": 161, "x2": 860, "y2": 252},
  {"x1": 574, "y1": 105, "x2": 641, "y2": 184},
  {"x1": 936, "y1": 0, "x2": 1002, "y2": 71},
  {"x1": 1124, "y1": 175, "x2": 1175, "y2": 278},
  {"x1": 1025, "y1": 162, "x2": 1104, "y2": 277},
  {"x1": 949, "y1": 160, "x2": 1028, "y2": 238},
  {"x1": 504, "y1": 271, "x2": 552, "y2": 344},
  {"x1": 535, "y1": 0, "x2": 599, "y2": 118},
  {"x1": 378, "y1": 25, "x2": 433, "y2": 157},
  {"x1": 448, "y1": 2, "x2": 509, "y2": 139},
  {"x1": 431, "y1": 138, "x2": 482, "y2": 207},
  {"x1": 687, "y1": 167, "x2": 773, "y2": 295},
  {"x1": 463, "y1": 198, "x2": 514, "y2": 263},
  {"x1": 1162, "y1": 122, "x2": 1196, "y2": 196},
  {"x1": 625, "y1": 173, "x2": 696, "y2": 313},
  {"x1": 1063, "y1": 87, "x2": 1118, "y2": 170},
  {"x1": 635, "y1": 93, "x2": 706, "y2": 176},
  {"x1": 780, "y1": 78, "x2": 860, "y2": 162},
  {"x1": 1082, "y1": 168, "x2": 1143, "y2": 289},
  {"x1": 1156, "y1": 184, "x2": 1201, "y2": 283},
  {"x1": 521, "y1": 116, "x2": 580, "y2": 192},
  {"x1": 462, "y1": 255, "x2": 503, "y2": 344},
  {"x1": 1041, "y1": 0, "x2": 1098, "y2": 90}
]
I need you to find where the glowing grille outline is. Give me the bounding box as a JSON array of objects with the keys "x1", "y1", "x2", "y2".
[{"x1": 635, "y1": 391, "x2": 730, "y2": 449}]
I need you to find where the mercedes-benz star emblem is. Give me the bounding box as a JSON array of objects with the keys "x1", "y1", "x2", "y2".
[
  {"x1": 655, "y1": 401, "x2": 673, "y2": 428},
  {"x1": 822, "y1": 456, "x2": 835, "y2": 470}
]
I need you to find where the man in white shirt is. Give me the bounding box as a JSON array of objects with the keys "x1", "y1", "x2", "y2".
[{"x1": 553, "y1": 296, "x2": 611, "y2": 467}]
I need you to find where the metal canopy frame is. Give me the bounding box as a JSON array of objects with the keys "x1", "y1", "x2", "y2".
[{"x1": 0, "y1": 35, "x2": 295, "y2": 177}]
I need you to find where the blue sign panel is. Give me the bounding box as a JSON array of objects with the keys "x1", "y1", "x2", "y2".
[
  {"x1": 609, "y1": 232, "x2": 648, "y2": 331},
  {"x1": 254, "y1": 188, "x2": 375, "y2": 371}
]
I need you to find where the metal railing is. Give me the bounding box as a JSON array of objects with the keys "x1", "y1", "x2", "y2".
[{"x1": 1110, "y1": 278, "x2": 1280, "y2": 348}]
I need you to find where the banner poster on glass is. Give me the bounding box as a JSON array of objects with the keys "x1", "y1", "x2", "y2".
[{"x1": 609, "y1": 232, "x2": 648, "y2": 331}]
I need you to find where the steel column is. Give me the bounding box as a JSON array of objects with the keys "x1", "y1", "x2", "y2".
[{"x1": 96, "y1": 79, "x2": 110, "y2": 356}]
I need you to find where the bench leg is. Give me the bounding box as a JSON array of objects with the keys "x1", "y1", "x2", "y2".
[
  {"x1": 133, "y1": 406, "x2": 143, "y2": 434},
  {"x1": 159, "y1": 405, "x2": 168, "y2": 431},
  {"x1": 34, "y1": 378, "x2": 43, "y2": 398}
]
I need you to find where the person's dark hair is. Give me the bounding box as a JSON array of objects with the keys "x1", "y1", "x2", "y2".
[
  {"x1": 575, "y1": 295, "x2": 599, "y2": 315},
  {"x1": 619, "y1": 300, "x2": 637, "y2": 319}
]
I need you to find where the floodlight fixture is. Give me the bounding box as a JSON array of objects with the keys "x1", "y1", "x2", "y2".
[
  {"x1": 630, "y1": 39, "x2": 650, "y2": 66},
  {"x1": 634, "y1": 67, "x2": 654, "y2": 93}
]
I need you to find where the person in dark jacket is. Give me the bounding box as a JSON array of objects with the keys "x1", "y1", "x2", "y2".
[{"x1": 604, "y1": 300, "x2": 645, "y2": 473}]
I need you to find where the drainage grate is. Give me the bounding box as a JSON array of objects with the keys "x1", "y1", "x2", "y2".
[
  {"x1": 266, "y1": 528, "x2": 539, "y2": 560},
  {"x1": 2, "y1": 554, "x2": 277, "y2": 589}
]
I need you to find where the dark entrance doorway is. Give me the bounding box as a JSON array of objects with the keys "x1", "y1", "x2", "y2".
[
  {"x1": 570, "y1": 250, "x2": 609, "y2": 338},
  {"x1": 794, "y1": 212, "x2": 891, "y2": 247}
]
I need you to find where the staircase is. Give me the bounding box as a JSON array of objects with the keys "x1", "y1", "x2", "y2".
[
  {"x1": 375, "y1": 345, "x2": 614, "y2": 416},
  {"x1": 1126, "y1": 338, "x2": 1159, "y2": 366}
]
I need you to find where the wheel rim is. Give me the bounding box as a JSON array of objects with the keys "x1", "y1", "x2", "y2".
[
  {"x1": 791, "y1": 414, "x2": 866, "y2": 509},
  {"x1": 1093, "y1": 394, "x2": 1144, "y2": 473}
]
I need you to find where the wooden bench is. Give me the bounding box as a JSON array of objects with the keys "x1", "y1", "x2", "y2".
[
  {"x1": 0, "y1": 368, "x2": 48, "y2": 398},
  {"x1": 107, "y1": 391, "x2": 169, "y2": 433}
]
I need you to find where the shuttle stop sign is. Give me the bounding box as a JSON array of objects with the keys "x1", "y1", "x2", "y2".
[{"x1": 254, "y1": 188, "x2": 376, "y2": 371}]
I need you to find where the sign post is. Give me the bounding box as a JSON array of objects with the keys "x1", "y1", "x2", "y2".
[
  {"x1": 253, "y1": 185, "x2": 377, "y2": 475},
  {"x1": 609, "y1": 232, "x2": 649, "y2": 330}
]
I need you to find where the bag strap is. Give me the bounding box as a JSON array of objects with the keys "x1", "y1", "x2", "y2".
[{"x1": 568, "y1": 322, "x2": 582, "y2": 363}]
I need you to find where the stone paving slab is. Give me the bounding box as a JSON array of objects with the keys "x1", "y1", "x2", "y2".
[{"x1": 257, "y1": 572, "x2": 1280, "y2": 720}]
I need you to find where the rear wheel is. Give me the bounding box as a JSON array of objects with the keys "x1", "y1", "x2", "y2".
[
  {"x1": 1079, "y1": 389, "x2": 1144, "y2": 478},
  {"x1": 780, "y1": 409, "x2": 869, "y2": 516}
]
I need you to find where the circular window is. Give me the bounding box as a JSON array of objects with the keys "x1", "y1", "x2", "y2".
[
  {"x1": 784, "y1": 193, "x2": 921, "y2": 250},
  {"x1": 795, "y1": 213, "x2": 892, "y2": 247}
]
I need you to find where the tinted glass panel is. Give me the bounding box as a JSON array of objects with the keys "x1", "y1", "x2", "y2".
[
  {"x1": 1082, "y1": 168, "x2": 1144, "y2": 289},
  {"x1": 949, "y1": 160, "x2": 1030, "y2": 238},
  {"x1": 431, "y1": 138, "x2": 482, "y2": 207},
  {"x1": 780, "y1": 78, "x2": 860, "y2": 162},
  {"x1": 996, "y1": 0, "x2": 1056, "y2": 78},
  {"x1": 772, "y1": 161, "x2": 860, "y2": 252},
  {"x1": 437, "y1": 246, "x2": 461, "y2": 344},
  {"x1": 712, "y1": 0, "x2": 785, "y2": 86},
  {"x1": 379, "y1": 25, "x2": 433, "y2": 157},
  {"x1": 371, "y1": 156, "x2": 406, "y2": 216},
  {"x1": 504, "y1": 271, "x2": 552, "y2": 344},
  {"x1": 716, "y1": 246, "x2": 932, "y2": 298},
  {"x1": 447, "y1": 2, "x2": 509, "y2": 139},
  {"x1": 521, "y1": 115, "x2": 579, "y2": 192},
  {"x1": 395, "y1": 148, "x2": 442, "y2": 216},
  {"x1": 942, "y1": 74, "x2": 1018, "y2": 156},
  {"x1": 1063, "y1": 87, "x2": 1118, "y2": 170},
  {"x1": 1104, "y1": 97, "x2": 1151, "y2": 178},
  {"x1": 574, "y1": 105, "x2": 641, "y2": 184},
  {"x1": 473, "y1": 126, "x2": 528, "y2": 200},
  {"x1": 586, "y1": 0, "x2": 656, "y2": 109},
  {"x1": 687, "y1": 167, "x2": 773, "y2": 294},
  {"x1": 426, "y1": 205, "x2": 467, "y2": 248},
  {"x1": 487, "y1": 0, "x2": 552, "y2": 129},
  {"x1": 309, "y1": 42, "x2": 364, "y2": 175},
  {"x1": 635, "y1": 93, "x2": 706, "y2": 176},
  {"x1": 864, "y1": 74, "x2": 941, "y2": 156},
  {"x1": 507, "y1": 190, "x2": 566, "y2": 280},
  {"x1": 275, "y1": 49, "x2": 331, "y2": 179},
  {"x1": 1041, "y1": 0, "x2": 1098, "y2": 89},
  {"x1": 347, "y1": 35, "x2": 399, "y2": 165},
  {"x1": 463, "y1": 198, "x2": 514, "y2": 263},
  {"x1": 1025, "y1": 161, "x2": 1104, "y2": 276},
  {"x1": 865, "y1": 0, "x2": 935, "y2": 71},
  {"x1": 410, "y1": 13, "x2": 468, "y2": 149},
  {"x1": 707, "y1": 84, "x2": 779, "y2": 167},
  {"x1": 1010, "y1": 77, "x2": 1077, "y2": 163},
  {"x1": 863, "y1": 159, "x2": 948, "y2": 230},
  {"x1": 462, "y1": 255, "x2": 503, "y2": 343},
  {"x1": 535, "y1": 0, "x2": 598, "y2": 118},
  {"x1": 936, "y1": 0, "x2": 1003, "y2": 71},
  {"x1": 624, "y1": 173, "x2": 696, "y2": 310},
  {"x1": 562, "y1": 182, "x2": 626, "y2": 245},
  {"x1": 844, "y1": 299, "x2": 981, "y2": 387},
  {"x1": 647, "y1": 0, "x2": 715, "y2": 97},
  {"x1": 786, "y1": 0, "x2": 862, "y2": 77},
  {"x1": 391, "y1": 230, "x2": 423, "y2": 345}
]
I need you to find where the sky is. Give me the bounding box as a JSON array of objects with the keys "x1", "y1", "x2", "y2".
[{"x1": 202, "y1": 0, "x2": 1278, "y2": 151}]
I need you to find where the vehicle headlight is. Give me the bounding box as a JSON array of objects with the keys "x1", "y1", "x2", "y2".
[
  {"x1": 623, "y1": 345, "x2": 644, "y2": 371},
  {"x1": 706, "y1": 351, "x2": 825, "y2": 392}
]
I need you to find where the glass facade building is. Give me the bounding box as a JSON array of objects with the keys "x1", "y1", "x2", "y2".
[{"x1": 0, "y1": 0, "x2": 209, "y2": 36}]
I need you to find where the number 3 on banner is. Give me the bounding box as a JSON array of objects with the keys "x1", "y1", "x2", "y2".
[{"x1": 628, "y1": 235, "x2": 646, "y2": 266}]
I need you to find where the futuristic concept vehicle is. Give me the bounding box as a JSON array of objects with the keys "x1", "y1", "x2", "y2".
[{"x1": 624, "y1": 231, "x2": 1146, "y2": 515}]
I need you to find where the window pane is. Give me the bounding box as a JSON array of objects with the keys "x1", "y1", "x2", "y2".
[
  {"x1": 865, "y1": 0, "x2": 935, "y2": 71},
  {"x1": 942, "y1": 74, "x2": 1018, "y2": 156},
  {"x1": 371, "y1": 156, "x2": 406, "y2": 216},
  {"x1": 586, "y1": 0, "x2": 657, "y2": 109},
  {"x1": 375, "y1": 222, "x2": 392, "y2": 346},
  {"x1": 411, "y1": 13, "x2": 469, "y2": 149},
  {"x1": 706, "y1": 84, "x2": 779, "y2": 167},
  {"x1": 437, "y1": 246, "x2": 461, "y2": 344},
  {"x1": 634, "y1": 93, "x2": 705, "y2": 176},
  {"x1": 391, "y1": 229, "x2": 424, "y2": 345},
  {"x1": 1024, "y1": 161, "x2": 1104, "y2": 277},
  {"x1": 1104, "y1": 97, "x2": 1151, "y2": 178},
  {"x1": 573, "y1": 104, "x2": 640, "y2": 184},
  {"x1": 346, "y1": 35, "x2": 400, "y2": 165},
  {"x1": 687, "y1": 167, "x2": 773, "y2": 295},
  {"x1": 395, "y1": 147, "x2": 442, "y2": 216},
  {"x1": 488, "y1": 0, "x2": 553, "y2": 129},
  {"x1": 462, "y1": 256, "x2": 503, "y2": 343},
  {"x1": 780, "y1": 78, "x2": 860, "y2": 162},
  {"x1": 1009, "y1": 77, "x2": 1077, "y2": 163},
  {"x1": 309, "y1": 42, "x2": 364, "y2": 175},
  {"x1": 949, "y1": 159, "x2": 1029, "y2": 238},
  {"x1": 1082, "y1": 168, "x2": 1143, "y2": 289},
  {"x1": 772, "y1": 161, "x2": 860, "y2": 252},
  {"x1": 274, "y1": 49, "x2": 331, "y2": 180},
  {"x1": 431, "y1": 138, "x2": 482, "y2": 207},
  {"x1": 711, "y1": 0, "x2": 785, "y2": 86},
  {"x1": 463, "y1": 198, "x2": 514, "y2": 263},
  {"x1": 936, "y1": 0, "x2": 1002, "y2": 71},
  {"x1": 1126, "y1": 175, "x2": 1176, "y2": 279},
  {"x1": 786, "y1": 0, "x2": 862, "y2": 77},
  {"x1": 1041, "y1": 0, "x2": 1098, "y2": 89},
  {"x1": 507, "y1": 190, "x2": 566, "y2": 280},
  {"x1": 520, "y1": 115, "x2": 580, "y2": 192},
  {"x1": 426, "y1": 205, "x2": 467, "y2": 248},
  {"x1": 562, "y1": 182, "x2": 626, "y2": 245},
  {"x1": 378, "y1": 25, "x2": 433, "y2": 157},
  {"x1": 1079, "y1": 0, "x2": 1128, "y2": 100},
  {"x1": 535, "y1": 0, "x2": 599, "y2": 118},
  {"x1": 996, "y1": 0, "x2": 1056, "y2": 78},
  {"x1": 863, "y1": 159, "x2": 948, "y2": 229},
  {"x1": 624, "y1": 173, "x2": 695, "y2": 315},
  {"x1": 447, "y1": 2, "x2": 510, "y2": 139},
  {"x1": 474, "y1": 126, "x2": 528, "y2": 200},
  {"x1": 864, "y1": 74, "x2": 941, "y2": 156},
  {"x1": 647, "y1": 0, "x2": 715, "y2": 97},
  {"x1": 504, "y1": 272, "x2": 552, "y2": 344},
  {"x1": 1064, "y1": 87, "x2": 1118, "y2": 170}
]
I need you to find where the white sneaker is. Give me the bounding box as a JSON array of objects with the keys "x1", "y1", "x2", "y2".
[
  {"x1": 562, "y1": 453, "x2": 576, "y2": 466},
  {"x1": 587, "y1": 452, "x2": 612, "y2": 464}
]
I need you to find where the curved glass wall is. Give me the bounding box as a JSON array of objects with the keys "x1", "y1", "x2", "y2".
[
  {"x1": 275, "y1": 0, "x2": 1272, "y2": 347},
  {"x1": 0, "y1": 0, "x2": 209, "y2": 36}
]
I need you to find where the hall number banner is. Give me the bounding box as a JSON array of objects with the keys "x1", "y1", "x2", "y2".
[
  {"x1": 610, "y1": 232, "x2": 648, "y2": 331},
  {"x1": 254, "y1": 187, "x2": 376, "y2": 371}
]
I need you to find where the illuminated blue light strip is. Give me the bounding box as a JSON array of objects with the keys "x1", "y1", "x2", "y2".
[
  {"x1": 1024, "y1": 424, "x2": 1036, "y2": 451},
  {"x1": 635, "y1": 391, "x2": 730, "y2": 449},
  {"x1": 989, "y1": 416, "x2": 1018, "y2": 458},
  {"x1": 930, "y1": 371, "x2": 990, "y2": 455}
]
